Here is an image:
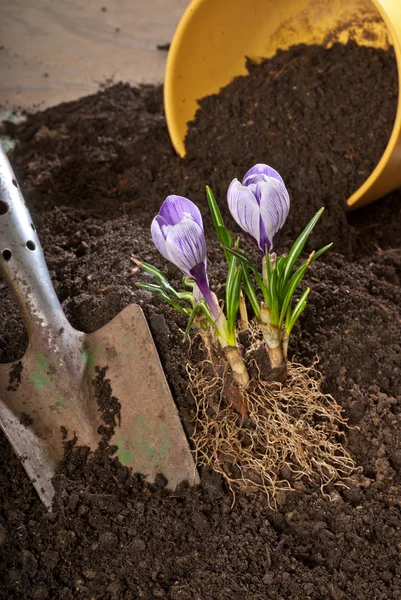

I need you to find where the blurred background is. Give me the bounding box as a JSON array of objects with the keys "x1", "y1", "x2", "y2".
[{"x1": 0, "y1": 0, "x2": 189, "y2": 109}]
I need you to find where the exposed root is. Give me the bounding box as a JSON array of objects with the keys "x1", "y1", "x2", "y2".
[{"x1": 188, "y1": 359, "x2": 355, "y2": 506}]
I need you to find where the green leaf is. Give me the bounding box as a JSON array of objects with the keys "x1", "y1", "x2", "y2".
[
  {"x1": 176, "y1": 290, "x2": 194, "y2": 302},
  {"x1": 312, "y1": 242, "x2": 333, "y2": 261},
  {"x1": 135, "y1": 261, "x2": 170, "y2": 286},
  {"x1": 226, "y1": 260, "x2": 243, "y2": 338},
  {"x1": 182, "y1": 276, "x2": 195, "y2": 288},
  {"x1": 275, "y1": 255, "x2": 286, "y2": 280},
  {"x1": 269, "y1": 267, "x2": 280, "y2": 326},
  {"x1": 282, "y1": 207, "x2": 325, "y2": 283},
  {"x1": 286, "y1": 288, "x2": 311, "y2": 335},
  {"x1": 136, "y1": 281, "x2": 163, "y2": 294},
  {"x1": 225, "y1": 246, "x2": 253, "y2": 265},
  {"x1": 185, "y1": 304, "x2": 200, "y2": 337},
  {"x1": 242, "y1": 266, "x2": 261, "y2": 320},
  {"x1": 225, "y1": 255, "x2": 237, "y2": 302},
  {"x1": 278, "y1": 263, "x2": 307, "y2": 327},
  {"x1": 197, "y1": 300, "x2": 216, "y2": 329},
  {"x1": 206, "y1": 185, "x2": 225, "y2": 230},
  {"x1": 263, "y1": 254, "x2": 274, "y2": 310},
  {"x1": 225, "y1": 246, "x2": 267, "y2": 301},
  {"x1": 184, "y1": 299, "x2": 217, "y2": 338},
  {"x1": 136, "y1": 261, "x2": 182, "y2": 299},
  {"x1": 136, "y1": 282, "x2": 191, "y2": 316},
  {"x1": 275, "y1": 254, "x2": 288, "y2": 301},
  {"x1": 217, "y1": 224, "x2": 233, "y2": 249},
  {"x1": 227, "y1": 265, "x2": 242, "y2": 336},
  {"x1": 206, "y1": 186, "x2": 233, "y2": 262}
]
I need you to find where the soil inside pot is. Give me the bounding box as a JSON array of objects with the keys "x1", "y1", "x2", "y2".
[{"x1": 1, "y1": 41, "x2": 401, "y2": 600}]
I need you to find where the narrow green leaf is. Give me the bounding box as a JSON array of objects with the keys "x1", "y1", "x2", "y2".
[
  {"x1": 135, "y1": 260, "x2": 182, "y2": 299},
  {"x1": 135, "y1": 261, "x2": 170, "y2": 286},
  {"x1": 226, "y1": 257, "x2": 238, "y2": 329},
  {"x1": 227, "y1": 264, "x2": 243, "y2": 336},
  {"x1": 285, "y1": 302, "x2": 292, "y2": 334},
  {"x1": 286, "y1": 288, "x2": 311, "y2": 335},
  {"x1": 224, "y1": 246, "x2": 251, "y2": 265},
  {"x1": 312, "y1": 242, "x2": 333, "y2": 261},
  {"x1": 275, "y1": 255, "x2": 286, "y2": 280},
  {"x1": 282, "y1": 208, "x2": 325, "y2": 283},
  {"x1": 278, "y1": 263, "x2": 307, "y2": 327},
  {"x1": 224, "y1": 246, "x2": 267, "y2": 300},
  {"x1": 206, "y1": 185, "x2": 224, "y2": 229},
  {"x1": 136, "y1": 282, "x2": 191, "y2": 315},
  {"x1": 242, "y1": 266, "x2": 261, "y2": 320},
  {"x1": 185, "y1": 304, "x2": 200, "y2": 337},
  {"x1": 176, "y1": 291, "x2": 194, "y2": 302},
  {"x1": 215, "y1": 228, "x2": 233, "y2": 263},
  {"x1": 206, "y1": 186, "x2": 233, "y2": 262},
  {"x1": 275, "y1": 254, "x2": 288, "y2": 302},
  {"x1": 226, "y1": 255, "x2": 237, "y2": 304},
  {"x1": 269, "y1": 267, "x2": 279, "y2": 326},
  {"x1": 182, "y1": 276, "x2": 195, "y2": 288},
  {"x1": 136, "y1": 281, "x2": 163, "y2": 294},
  {"x1": 164, "y1": 299, "x2": 192, "y2": 315},
  {"x1": 197, "y1": 300, "x2": 216, "y2": 329},
  {"x1": 263, "y1": 254, "x2": 274, "y2": 311}
]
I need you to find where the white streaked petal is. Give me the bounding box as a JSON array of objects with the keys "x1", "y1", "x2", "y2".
[
  {"x1": 164, "y1": 218, "x2": 206, "y2": 277},
  {"x1": 257, "y1": 179, "x2": 290, "y2": 250},
  {"x1": 193, "y1": 282, "x2": 203, "y2": 302},
  {"x1": 159, "y1": 195, "x2": 203, "y2": 228},
  {"x1": 150, "y1": 215, "x2": 169, "y2": 260},
  {"x1": 243, "y1": 163, "x2": 284, "y2": 187},
  {"x1": 227, "y1": 179, "x2": 260, "y2": 243}
]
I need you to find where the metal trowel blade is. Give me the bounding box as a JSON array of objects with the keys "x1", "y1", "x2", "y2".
[{"x1": 0, "y1": 304, "x2": 198, "y2": 507}]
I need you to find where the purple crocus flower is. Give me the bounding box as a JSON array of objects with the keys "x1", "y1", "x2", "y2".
[
  {"x1": 151, "y1": 195, "x2": 220, "y2": 319},
  {"x1": 227, "y1": 164, "x2": 290, "y2": 255}
]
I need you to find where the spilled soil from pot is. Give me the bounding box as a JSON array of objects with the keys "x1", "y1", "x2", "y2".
[{"x1": 1, "y1": 42, "x2": 401, "y2": 599}]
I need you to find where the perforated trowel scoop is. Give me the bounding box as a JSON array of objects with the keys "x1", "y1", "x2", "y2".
[{"x1": 0, "y1": 146, "x2": 198, "y2": 507}]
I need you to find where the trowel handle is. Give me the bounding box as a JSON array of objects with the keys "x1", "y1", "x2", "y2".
[{"x1": 0, "y1": 145, "x2": 72, "y2": 341}]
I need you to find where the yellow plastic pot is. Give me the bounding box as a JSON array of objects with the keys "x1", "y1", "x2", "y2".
[{"x1": 164, "y1": 0, "x2": 401, "y2": 210}]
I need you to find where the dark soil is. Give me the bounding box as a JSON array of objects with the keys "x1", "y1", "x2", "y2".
[{"x1": 1, "y1": 41, "x2": 401, "y2": 599}]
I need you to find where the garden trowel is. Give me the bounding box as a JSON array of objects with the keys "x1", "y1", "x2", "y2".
[{"x1": 0, "y1": 146, "x2": 198, "y2": 508}]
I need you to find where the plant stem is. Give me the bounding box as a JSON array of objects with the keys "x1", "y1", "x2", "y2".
[
  {"x1": 223, "y1": 345, "x2": 250, "y2": 388},
  {"x1": 238, "y1": 291, "x2": 248, "y2": 330},
  {"x1": 195, "y1": 311, "x2": 250, "y2": 389},
  {"x1": 259, "y1": 305, "x2": 286, "y2": 376}
]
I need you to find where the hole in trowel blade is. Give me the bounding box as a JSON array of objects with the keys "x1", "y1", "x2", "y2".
[
  {"x1": 2, "y1": 249, "x2": 12, "y2": 261},
  {"x1": 12, "y1": 179, "x2": 19, "y2": 188},
  {"x1": 0, "y1": 200, "x2": 8, "y2": 215},
  {"x1": 26, "y1": 240, "x2": 36, "y2": 251}
]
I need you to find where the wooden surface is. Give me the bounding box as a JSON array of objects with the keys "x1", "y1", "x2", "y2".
[{"x1": 0, "y1": 0, "x2": 189, "y2": 110}]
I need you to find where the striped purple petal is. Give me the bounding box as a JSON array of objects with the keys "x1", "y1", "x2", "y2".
[
  {"x1": 151, "y1": 215, "x2": 169, "y2": 259},
  {"x1": 227, "y1": 179, "x2": 260, "y2": 243},
  {"x1": 159, "y1": 195, "x2": 203, "y2": 228},
  {"x1": 242, "y1": 163, "x2": 284, "y2": 187},
  {"x1": 163, "y1": 217, "x2": 206, "y2": 278},
  {"x1": 256, "y1": 179, "x2": 290, "y2": 253}
]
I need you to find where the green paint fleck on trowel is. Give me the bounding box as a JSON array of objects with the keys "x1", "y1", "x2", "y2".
[
  {"x1": 29, "y1": 353, "x2": 68, "y2": 410},
  {"x1": 115, "y1": 415, "x2": 171, "y2": 471},
  {"x1": 30, "y1": 354, "x2": 51, "y2": 390},
  {"x1": 81, "y1": 344, "x2": 103, "y2": 380}
]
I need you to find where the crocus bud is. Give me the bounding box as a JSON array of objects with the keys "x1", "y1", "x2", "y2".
[
  {"x1": 151, "y1": 195, "x2": 220, "y2": 319},
  {"x1": 227, "y1": 163, "x2": 290, "y2": 255}
]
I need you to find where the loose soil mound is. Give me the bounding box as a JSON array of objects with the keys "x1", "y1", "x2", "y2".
[{"x1": 1, "y1": 42, "x2": 401, "y2": 599}]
